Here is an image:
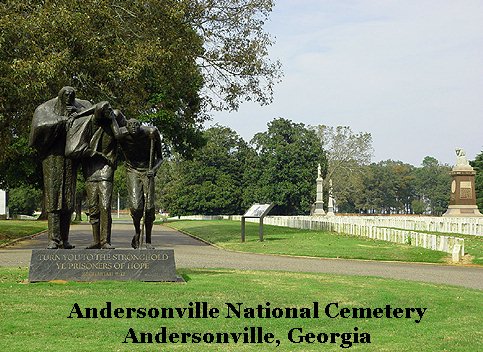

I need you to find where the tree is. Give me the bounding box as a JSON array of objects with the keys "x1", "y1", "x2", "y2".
[
  {"x1": 359, "y1": 162, "x2": 397, "y2": 214},
  {"x1": 112, "y1": 163, "x2": 128, "y2": 211},
  {"x1": 0, "y1": 0, "x2": 281, "y2": 188},
  {"x1": 355, "y1": 160, "x2": 415, "y2": 214},
  {"x1": 246, "y1": 118, "x2": 327, "y2": 215},
  {"x1": 411, "y1": 199, "x2": 426, "y2": 215},
  {"x1": 315, "y1": 125, "x2": 373, "y2": 212},
  {"x1": 8, "y1": 185, "x2": 42, "y2": 216},
  {"x1": 392, "y1": 162, "x2": 415, "y2": 213},
  {"x1": 0, "y1": 136, "x2": 42, "y2": 189},
  {"x1": 190, "y1": 0, "x2": 282, "y2": 111},
  {"x1": 470, "y1": 151, "x2": 483, "y2": 212},
  {"x1": 157, "y1": 125, "x2": 251, "y2": 216},
  {"x1": 412, "y1": 156, "x2": 451, "y2": 216}
]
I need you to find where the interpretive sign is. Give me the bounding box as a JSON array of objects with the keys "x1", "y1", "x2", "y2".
[
  {"x1": 244, "y1": 203, "x2": 274, "y2": 218},
  {"x1": 241, "y1": 203, "x2": 274, "y2": 242},
  {"x1": 29, "y1": 249, "x2": 181, "y2": 282}
]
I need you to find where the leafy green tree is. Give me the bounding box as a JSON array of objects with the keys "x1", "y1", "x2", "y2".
[
  {"x1": 359, "y1": 162, "x2": 398, "y2": 214},
  {"x1": 315, "y1": 125, "x2": 373, "y2": 213},
  {"x1": 191, "y1": 0, "x2": 282, "y2": 111},
  {"x1": 392, "y1": 162, "x2": 415, "y2": 213},
  {"x1": 246, "y1": 118, "x2": 327, "y2": 215},
  {"x1": 1, "y1": 0, "x2": 201, "y2": 159},
  {"x1": 470, "y1": 151, "x2": 483, "y2": 212},
  {"x1": 8, "y1": 185, "x2": 42, "y2": 216},
  {"x1": 0, "y1": 0, "x2": 281, "y2": 188},
  {"x1": 113, "y1": 163, "x2": 128, "y2": 211},
  {"x1": 412, "y1": 156, "x2": 451, "y2": 215},
  {"x1": 355, "y1": 160, "x2": 415, "y2": 214},
  {"x1": 157, "y1": 125, "x2": 251, "y2": 216},
  {"x1": 411, "y1": 199, "x2": 426, "y2": 214}
]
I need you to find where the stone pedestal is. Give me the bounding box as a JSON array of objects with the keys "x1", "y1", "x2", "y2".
[
  {"x1": 29, "y1": 249, "x2": 182, "y2": 282},
  {"x1": 327, "y1": 196, "x2": 335, "y2": 216},
  {"x1": 313, "y1": 175, "x2": 325, "y2": 216},
  {"x1": 443, "y1": 150, "x2": 482, "y2": 217}
]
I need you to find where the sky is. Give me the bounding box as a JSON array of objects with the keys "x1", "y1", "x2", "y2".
[{"x1": 207, "y1": 0, "x2": 483, "y2": 166}]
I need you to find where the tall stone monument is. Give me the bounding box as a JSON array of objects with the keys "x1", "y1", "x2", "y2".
[
  {"x1": 312, "y1": 164, "x2": 325, "y2": 216},
  {"x1": 327, "y1": 179, "x2": 335, "y2": 216},
  {"x1": 443, "y1": 148, "x2": 482, "y2": 217}
]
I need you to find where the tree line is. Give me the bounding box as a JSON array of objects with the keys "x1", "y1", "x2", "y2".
[
  {"x1": 1, "y1": 1, "x2": 480, "y2": 217},
  {"x1": 156, "y1": 118, "x2": 326, "y2": 216},
  {"x1": 7, "y1": 117, "x2": 482, "y2": 217},
  {"x1": 152, "y1": 119, "x2": 477, "y2": 217}
]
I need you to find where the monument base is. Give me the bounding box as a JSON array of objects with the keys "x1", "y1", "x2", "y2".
[
  {"x1": 443, "y1": 205, "x2": 483, "y2": 217},
  {"x1": 312, "y1": 202, "x2": 325, "y2": 216},
  {"x1": 29, "y1": 248, "x2": 183, "y2": 282}
]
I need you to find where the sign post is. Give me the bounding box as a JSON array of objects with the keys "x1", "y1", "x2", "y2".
[{"x1": 241, "y1": 203, "x2": 274, "y2": 242}]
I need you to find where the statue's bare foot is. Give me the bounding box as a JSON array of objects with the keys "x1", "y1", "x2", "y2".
[{"x1": 145, "y1": 243, "x2": 155, "y2": 249}]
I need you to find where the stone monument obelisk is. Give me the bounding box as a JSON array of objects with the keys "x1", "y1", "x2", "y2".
[
  {"x1": 327, "y1": 179, "x2": 335, "y2": 216},
  {"x1": 312, "y1": 164, "x2": 325, "y2": 216},
  {"x1": 443, "y1": 148, "x2": 482, "y2": 217}
]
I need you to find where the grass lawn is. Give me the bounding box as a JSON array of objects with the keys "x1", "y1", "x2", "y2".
[
  {"x1": 0, "y1": 267, "x2": 481, "y2": 351},
  {"x1": 457, "y1": 234, "x2": 483, "y2": 265},
  {"x1": 422, "y1": 232, "x2": 482, "y2": 265},
  {"x1": 385, "y1": 228, "x2": 483, "y2": 266},
  {"x1": 166, "y1": 220, "x2": 454, "y2": 264},
  {"x1": 0, "y1": 220, "x2": 47, "y2": 245}
]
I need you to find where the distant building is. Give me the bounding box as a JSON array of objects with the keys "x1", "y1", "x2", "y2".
[{"x1": 0, "y1": 189, "x2": 7, "y2": 219}]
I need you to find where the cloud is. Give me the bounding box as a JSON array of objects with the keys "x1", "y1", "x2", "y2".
[{"x1": 209, "y1": 1, "x2": 483, "y2": 165}]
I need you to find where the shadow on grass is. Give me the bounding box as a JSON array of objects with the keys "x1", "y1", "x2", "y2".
[
  {"x1": 177, "y1": 268, "x2": 241, "y2": 280},
  {"x1": 260, "y1": 237, "x2": 287, "y2": 242}
]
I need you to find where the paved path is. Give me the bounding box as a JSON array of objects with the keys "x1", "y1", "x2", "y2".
[{"x1": 1, "y1": 222, "x2": 482, "y2": 290}]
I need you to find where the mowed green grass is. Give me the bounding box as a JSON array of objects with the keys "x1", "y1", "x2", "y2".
[
  {"x1": 458, "y1": 234, "x2": 483, "y2": 265},
  {"x1": 427, "y1": 232, "x2": 482, "y2": 265},
  {"x1": 0, "y1": 267, "x2": 481, "y2": 352},
  {"x1": 167, "y1": 220, "x2": 451, "y2": 263},
  {"x1": 0, "y1": 220, "x2": 47, "y2": 245},
  {"x1": 386, "y1": 228, "x2": 483, "y2": 265}
]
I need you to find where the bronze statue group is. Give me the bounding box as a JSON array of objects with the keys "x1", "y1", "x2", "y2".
[{"x1": 29, "y1": 86, "x2": 163, "y2": 250}]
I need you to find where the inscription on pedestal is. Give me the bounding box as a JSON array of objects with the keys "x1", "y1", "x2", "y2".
[
  {"x1": 459, "y1": 181, "x2": 473, "y2": 199},
  {"x1": 29, "y1": 249, "x2": 181, "y2": 282}
]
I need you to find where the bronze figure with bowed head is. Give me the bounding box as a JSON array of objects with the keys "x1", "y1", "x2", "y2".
[
  {"x1": 114, "y1": 113, "x2": 163, "y2": 249},
  {"x1": 29, "y1": 86, "x2": 92, "y2": 249}
]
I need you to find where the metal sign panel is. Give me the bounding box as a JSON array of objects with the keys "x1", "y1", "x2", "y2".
[{"x1": 243, "y1": 203, "x2": 274, "y2": 218}]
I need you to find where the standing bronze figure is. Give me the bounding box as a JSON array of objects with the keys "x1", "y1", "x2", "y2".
[
  {"x1": 80, "y1": 102, "x2": 124, "y2": 249},
  {"x1": 29, "y1": 87, "x2": 92, "y2": 249},
  {"x1": 117, "y1": 116, "x2": 163, "y2": 249}
]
